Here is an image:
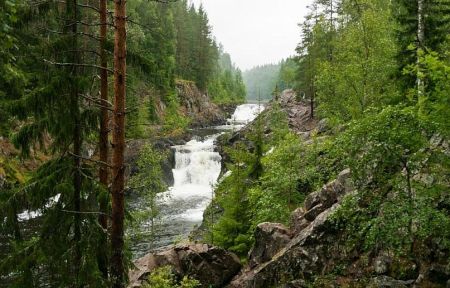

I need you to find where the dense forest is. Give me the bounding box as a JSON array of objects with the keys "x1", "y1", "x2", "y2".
[{"x1": 1, "y1": 0, "x2": 450, "y2": 287}]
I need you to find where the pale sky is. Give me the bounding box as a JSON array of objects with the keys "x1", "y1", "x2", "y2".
[{"x1": 190, "y1": 0, "x2": 313, "y2": 71}]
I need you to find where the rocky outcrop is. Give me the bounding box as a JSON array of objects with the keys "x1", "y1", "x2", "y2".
[
  {"x1": 176, "y1": 80, "x2": 227, "y2": 127},
  {"x1": 228, "y1": 169, "x2": 354, "y2": 288},
  {"x1": 248, "y1": 223, "x2": 292, "y2": 268},
  {"x1": 228, "y1": 164, "x2": 450, "y2": 287},
  {"x1": 278, "y1": 89, "x2": 317, "y2": 136},
  {"x1": 128, "y1": 243, "x2": 242, "y2": 288}
]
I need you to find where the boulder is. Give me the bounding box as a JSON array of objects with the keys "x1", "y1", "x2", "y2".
[
  {"x1": 248, "y1": 223, "x2": 292, "y2": 268},
  {"x1": 129, "y1": 244, "x2": 241, "y2": 288}
]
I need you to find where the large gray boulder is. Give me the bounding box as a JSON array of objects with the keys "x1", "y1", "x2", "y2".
[{"x1": 129, "y1": 243, "x2": 242, "y2": 288}]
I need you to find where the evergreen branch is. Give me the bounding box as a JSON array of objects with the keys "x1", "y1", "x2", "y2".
[
  {"x1": 40, "y1": 27, "x2": 102, "y2": 42},
  {"x1": 64, "y1": 49, "x2": 102, "y2": 57},
  {"x1": 43, "y1": 59, "x2": 114, "y2": 73},
  {"x1": 68, "y1": 152, "x2": 114, "y2": 168},
  {"x1": 61, "y1": 209, "x2": 111, "y2": 218},
  {"x1": 80, "y1": 94, "x2": 114, "y2": 111},
  {"x1": 75, "y1": 2, "x2": 101, "y2": 13}
]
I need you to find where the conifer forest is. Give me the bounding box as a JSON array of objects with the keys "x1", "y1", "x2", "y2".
[{"x1": 0, "y1": 0, "x2": 449, "y2": 287}]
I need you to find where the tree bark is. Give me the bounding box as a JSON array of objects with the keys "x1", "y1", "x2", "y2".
[
  {"x1": 97, "y1": 0, "x2": 109, "y2": 278},
  {"x1": 111, "y1": 0, "x2": 127, "y2": 285}
]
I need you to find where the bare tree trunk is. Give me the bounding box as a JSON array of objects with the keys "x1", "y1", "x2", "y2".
[
  {"x1": 97, "y1": 0, "x2": 109, "y2": 278},
  {"x1": 110, "y1": 0, "x2": 127, "y2": 285}
]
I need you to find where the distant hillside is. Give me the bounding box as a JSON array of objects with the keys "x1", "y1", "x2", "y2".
[{"x1": 243, "y1": 64, "x2": 280, "y2": 101}]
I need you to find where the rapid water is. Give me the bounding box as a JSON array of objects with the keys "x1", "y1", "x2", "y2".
[
  {"x1": 131, "y1": 104, "x2": 264, "y2": 258},
  {"x1": 215, "y1": 103, "x2": 265, "y2": 131}
]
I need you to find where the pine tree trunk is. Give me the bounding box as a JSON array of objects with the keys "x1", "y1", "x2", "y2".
[
  {"x1": 97, "y1": 0, "x2": 109, "y2": 278},
  {"x1": 111, "y1": 0, "x2": 127, "y2": 285}
]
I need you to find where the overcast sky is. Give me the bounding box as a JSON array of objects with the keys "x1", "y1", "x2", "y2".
[{"x1": 190, "y1": 0, "x2": 313, "y2": 71}]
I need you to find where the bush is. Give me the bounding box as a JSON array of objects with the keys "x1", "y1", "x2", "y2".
[{"x1": 143, "y1": 266, "x2": 200, "y2": 288}]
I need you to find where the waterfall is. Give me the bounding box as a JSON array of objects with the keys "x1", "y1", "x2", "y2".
[
  {"x1": 228, "y1": 103, "x2": 265, "y2": 125},
  {"x1": 165, "y1": 135, "x2": 222, "y2": 222},
  {"x1": 132, "y1": 104, "x2": 265, "y2": 256}
]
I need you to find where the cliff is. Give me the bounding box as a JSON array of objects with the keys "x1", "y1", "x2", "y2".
[{"x1": 176, "y1": 80, "x2": 227, "y2": 128}]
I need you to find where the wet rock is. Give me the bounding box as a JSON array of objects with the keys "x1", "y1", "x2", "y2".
[
  {"x1": 319, "y1": 182, "x2": 339, "y2": 208},
  {"x1": 129, "y1": 243, "x2": 241, "y2": 288},
  {"x1": 228, "y1": 204, "x2": 340, "y2": 288},
  {"x1": 248, "y1": 223, "x2": 292, "y2": 268}
]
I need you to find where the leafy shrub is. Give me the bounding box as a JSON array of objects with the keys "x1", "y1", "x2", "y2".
[{"x1": 143, "y1": 266, "x2": 200, "y2": 288}]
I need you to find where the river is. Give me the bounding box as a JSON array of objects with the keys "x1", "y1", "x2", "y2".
[{"x1": 130, "y1": 103, "x2": 264, "y2": 258}]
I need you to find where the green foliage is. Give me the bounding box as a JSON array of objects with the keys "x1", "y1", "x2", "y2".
[
  {"x1": 330, "y1": 107, "x2": 450, "y2": 255},
  {"x1": 128, "y1": 144, "x2": 168, "y2": 245},
  {"x1": 249, "y1": 132, "x2": 304, "y2": 225},
  {"x1": 143, "y1": 266, "x2": 200, "y2": 288},
  {"x1": 162, "y1": 96, "x2": 191, "y2": 136},
  {"x1": 404, "y1": 50, "x2": 450, "y2": 136},
  {"x1": 211, "y1": 106, "x2": 342, "y2": 255},
  {"x1": 277, "y1": 57, "x2": 298, "y2": 91},
  {"x1": 0, "y1": 0, "x2": 25, "y2": 136},
  {"x1": 315, "y1": 0, "x2": 399, "y2": 122},
  {"x1": 1, "y1": 157, "x2": 108, "y2": 287},
  {"x1": 213, "y1": 142, "x2": 255, "y2": 256},
  {"x1": 393, "y1": 0, "x2": 450, "y2": 92},
  {"x1": 208, "y1": 50, "x2": 246, "y2": 104}
]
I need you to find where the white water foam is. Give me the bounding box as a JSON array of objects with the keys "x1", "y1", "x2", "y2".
[
  {"x1": 215, "y1": 103, "x2": 265, "y2": 131},
  {"x1": 162, "y1": 135, "x2": 222, "y2": 222},
  {"x1": 229, "y1": 103, "x2": 265, "y2": 125}
]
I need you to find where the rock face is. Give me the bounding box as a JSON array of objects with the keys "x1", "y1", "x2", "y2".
[
  {"x1": 128, "y1": 244, "x2": 242, "y2": 288},
  {"x1": 248, "y1": 223, "x2": 292, "y2": 268},
  {"x1": 278, "y1": 89, "x2": 317, "y2": 135},
  {"x1": 228, "y1": 169, "x2": 354, "y2": 288},
  {"x1": 176, "y1": 80, "x2": 226, "y2": 127}
]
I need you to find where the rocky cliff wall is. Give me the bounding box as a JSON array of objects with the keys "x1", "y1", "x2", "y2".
[{"x1": 176, "y1": 80, "x2": 228, "y2": 128}]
